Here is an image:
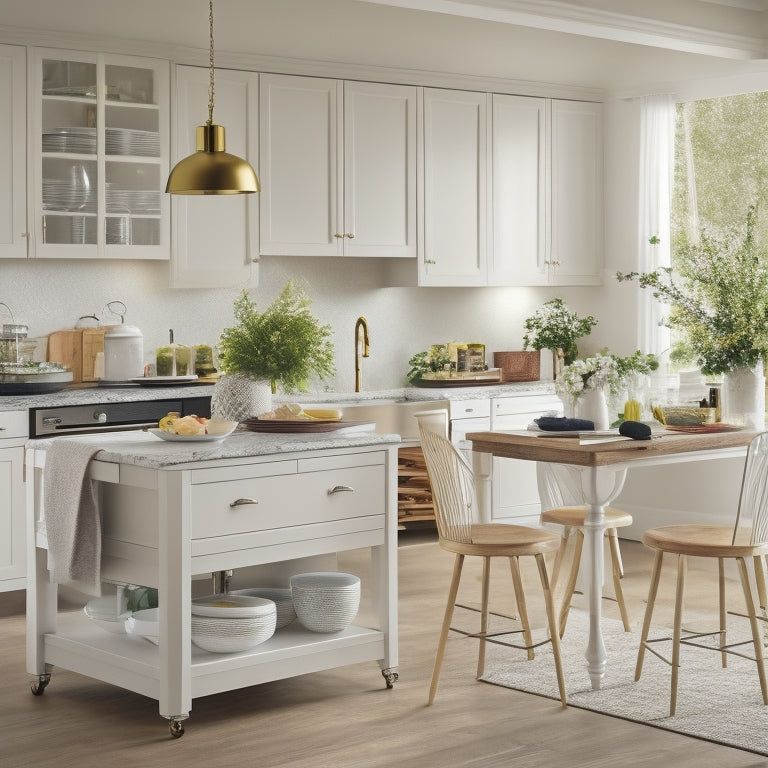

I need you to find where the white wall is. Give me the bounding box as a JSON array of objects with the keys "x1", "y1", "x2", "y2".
[{"x1": 1, "y1": 255, "x2": 612, "y2": 393}]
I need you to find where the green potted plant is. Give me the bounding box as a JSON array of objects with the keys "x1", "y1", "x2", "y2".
[
  {"x1": 522, "y1": 298, "x2": 598, "y2": 374},
  {"x1": 617, "y1": 206, "x2": 768, "y2": 426},
  {"x1": 213, "y1": 281, "x2": 336, "y2": 419}
]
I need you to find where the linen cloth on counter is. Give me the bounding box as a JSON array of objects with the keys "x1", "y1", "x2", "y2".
[{"x1": 43, "y1": 440, "x2": 103, "y2": 596}]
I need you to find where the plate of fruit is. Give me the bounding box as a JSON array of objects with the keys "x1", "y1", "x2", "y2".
[{"x1": 148, "y1": 413, "x2": 238, "y2": 442}]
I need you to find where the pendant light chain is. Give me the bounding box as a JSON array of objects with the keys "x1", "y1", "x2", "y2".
[{"x1": 207, "y1": 0, "x2": 215, "y2": 126}]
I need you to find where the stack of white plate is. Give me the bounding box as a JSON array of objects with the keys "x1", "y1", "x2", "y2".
[
  {"x1": 84, "y1": 595, "x2": 131, "y2": 634},
  {"x1": 43, "y1": 179, "x2": 95, "y2": 212},
  {"x1": 42, "y1": 126, "x2": 97, "y2": 154},
  {"x1": 191, "y1": 594, "x2": 276, "y2": 653},
  {"x1": 290, "y1": 572, "x2": 361, "y2": 633},
  {"x1": 231, "y1": 587, "x2": 296, "y2": 629},
  {"x1": 106, "y1": 188, "x2": 161, "y2": 215},
  {"x1": 105, "y1": 127, "x2": 160, "y2": 157}
]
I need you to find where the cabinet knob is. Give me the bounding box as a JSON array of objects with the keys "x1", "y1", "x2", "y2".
[
  {"x1": 229, "y1": 498, "x2": 259, "y2": 508},
  {"x1": 424, "y1": 259, "x2": 436, "y2": 265},
  {"x1": 328, "y1": 485, "x2": 354, "y2": 495},
  {"x1": 552, "y1": 260, "x2": 561, "y2": 267},
  {"x1": 333, "y1": 233, "x2": 343, "y2": 239},
  {"x1": 345, "y1": 233, "x2": 355, "y2": 239}
]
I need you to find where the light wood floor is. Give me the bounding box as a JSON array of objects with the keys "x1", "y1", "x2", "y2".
[{"x1": 2, "y1": 534, "x2": 768, "y2": 768}]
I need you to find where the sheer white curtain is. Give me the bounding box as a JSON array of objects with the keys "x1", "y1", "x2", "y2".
[{"x1": 638, "y1": 94, "x2": 675, "y2": 356}]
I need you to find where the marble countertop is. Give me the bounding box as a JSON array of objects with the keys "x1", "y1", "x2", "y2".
[
  {"x1": 29, "y1": 428, "x2": 401, "y2": 469},
  {"x1": 1, "y1": 379, "x2": 555, "y2": 412}
]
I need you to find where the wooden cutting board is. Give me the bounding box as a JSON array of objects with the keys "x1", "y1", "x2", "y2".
[
  {"x1": 47, "y1": 329, "x2": 83, "y2": 382},
  {"x1": 47, "y1": 326, "x2": 115, "y2": 382}
]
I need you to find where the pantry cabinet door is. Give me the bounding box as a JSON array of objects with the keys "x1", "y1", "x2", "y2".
[
  {"x1": 549, "y1": 99, "x2": 603, "y2": 285},
  {"x1": 343, "y1": 81, "x2": 417, "y2": 258},
  {"x1": 421, "y1": 88, "x2": 487, "y2": 286},
  {"x1": 0, "y1": 45, "x2": 26, "y2": 259},
  {"x1": 259, "y1": 74, "x2": 340, "y2": 256},
  {"x1": 170, "y1": 65, "x2": 258, "y2": 288},
  {"x1": 488, "y1": 94, "x2": 546, "y2": 286}
]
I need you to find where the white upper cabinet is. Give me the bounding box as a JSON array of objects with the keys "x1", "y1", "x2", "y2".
[
  {"x1": 420, "y1": 88, "x2": 487, "y2": 286},
  {"x1": 343, "y1": 81, "x2": 416, "y2": 258},
  {"x1": 548, "y1": 99, "x2": 603, "y2": 285},
  {"x1": 0, "y1": 44, "x2": 27, "y2": 259},
  {"x1": 490, "y1": 97, "x2": 602, "y2": 287},
  {"x1": 170, "y1": 65, "x2": 258, "y2": 288},
  {"x1": 259, "y1": 73, "x2": 416, "y2": 257},
  {"x1": 488, "y1": 94, "x2": 546, "y2": 286},
  {"x1": 28, "y1": 48, "x2": 169, "y2": 260}
]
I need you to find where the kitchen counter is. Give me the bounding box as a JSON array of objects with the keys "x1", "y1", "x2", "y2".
[
  {"x1": 30, "y1": 428, "x2": 401, "y2": 469},
  {"x1": 0, "y1": 379, "x2": 555, "y2": 412}
]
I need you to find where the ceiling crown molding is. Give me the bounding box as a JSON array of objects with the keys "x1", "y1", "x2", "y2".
[{"x1": 357, "y1": 0, "x2": 768, "y2": 59}]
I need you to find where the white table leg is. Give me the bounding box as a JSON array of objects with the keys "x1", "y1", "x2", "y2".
[{"x1": 580, "y1": 465, "x2": 627, "y2": 690}]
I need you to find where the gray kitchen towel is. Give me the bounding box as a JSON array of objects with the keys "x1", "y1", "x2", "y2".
[{"x1": 43, "y1": 440, "x2": 103, "y2": 596}]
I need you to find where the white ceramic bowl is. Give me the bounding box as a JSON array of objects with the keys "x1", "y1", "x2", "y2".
[
  {"x1": 231, "y1": 587, "x2": 296, "y2": 629},
  {"x1": 290, "y1": 572, "x2": 361, "y2": 633},
  {"x1": 84, "y1": 596, "x2": 131, "y2": 634},
  {"x1": 192, "y1": 593, "x2": 275, "y2": 619},
  {"x1": 125, "y1": 607, "x2": 159, "y2": 644},
  {"x1": 191, "y1": 606, "x2": 277, "y2": 653}
]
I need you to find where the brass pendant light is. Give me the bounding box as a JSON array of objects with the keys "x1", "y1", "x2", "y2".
[{"x1": 166, "y1": 0, "x2": 259, "y2": 195}]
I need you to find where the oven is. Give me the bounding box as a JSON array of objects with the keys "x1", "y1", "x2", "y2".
[{"x1": 28, "y1": 395, "x2": 212, "y2": 438}]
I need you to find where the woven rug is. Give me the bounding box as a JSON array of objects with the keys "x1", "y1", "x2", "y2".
[{"x1": 480, "y1": 609, "x2": 768, "y2": 756}]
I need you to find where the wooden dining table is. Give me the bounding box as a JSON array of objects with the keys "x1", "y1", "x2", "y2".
[{"x1": 466, "y1": 427, "x2": 759, "y2": 690}]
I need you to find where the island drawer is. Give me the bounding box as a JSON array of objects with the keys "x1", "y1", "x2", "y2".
[{"x1": 190, "y1": 464, "x2": 385, "y2": 539}]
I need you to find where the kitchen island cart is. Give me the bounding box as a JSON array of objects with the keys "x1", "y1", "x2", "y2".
[{"x1": 26, "y1": 431, "x2": 399, "y2": 737}]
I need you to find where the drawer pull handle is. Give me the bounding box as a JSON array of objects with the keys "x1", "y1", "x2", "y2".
[
  {"x1": 229, "y1": 498, "x2": 259, "y2": 508},
  {"x1": 328, "y1": 485, "x2": 354, "y2": 495}
]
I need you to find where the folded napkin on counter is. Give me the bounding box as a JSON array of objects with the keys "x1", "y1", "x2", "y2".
[
  {"x1": 43, "y1": 440, "x2": 103, "y2": 596},
  {"x1": 535, "y1": 416, "x2": 595, "y2": 432}
]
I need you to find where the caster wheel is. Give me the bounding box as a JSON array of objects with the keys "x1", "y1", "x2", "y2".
[
  {"x1": 31, "y1": 674, "x2": 51, "y2": 696},
  {"x1": 169, "y1": 719, "x2": 185, "y2": 739},
  {"x1": 382, "y1": 669, "x2": 399, "y2": 689}
]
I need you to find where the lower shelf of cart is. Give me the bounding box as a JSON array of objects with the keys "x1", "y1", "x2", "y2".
[{"x1": 41, "y1": 612, "x2": 386, "y2": 701}]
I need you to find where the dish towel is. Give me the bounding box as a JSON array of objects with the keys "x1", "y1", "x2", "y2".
[{"x1": 43, "y1": 440, "x2": 103, "y2": 596}]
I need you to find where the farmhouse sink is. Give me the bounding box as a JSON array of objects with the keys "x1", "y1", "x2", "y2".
[{"x1": 302, "y1": 398, "x2": 448, "y2": 439}]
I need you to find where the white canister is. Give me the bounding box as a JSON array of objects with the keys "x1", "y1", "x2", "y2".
[{"x1": 103, "y1": 325, "x2": 144, "y2": 382}]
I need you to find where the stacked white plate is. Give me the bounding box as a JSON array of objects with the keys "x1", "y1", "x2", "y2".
[
  {"x1": 231, "y1": 587, "x2": 296, "y2": 630},
  {"x1": 106, "y1": 188, "x2": 161, "y2": 215},
  {"x1": 290, "y1": 572, "x2": 361, "y2": 633},
  {"x1": 105, "y1": 127, "x2": 160, "y2": 157},
  {"x1": 191, "y1": 594, "x2": 276, "y2": 653},
  {"x1": 42, "y1": 126, "x2": 97, "y2": 154},
  {"x1": 43, "y1": 179, "x2": 96, "y2": 212}
]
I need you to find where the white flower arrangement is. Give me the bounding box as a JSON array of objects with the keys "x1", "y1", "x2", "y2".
[{"x1": 555, "y1": 354, "x2": 621, "y2": 398}]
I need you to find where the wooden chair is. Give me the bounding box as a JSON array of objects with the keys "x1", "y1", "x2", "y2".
[
  {"x1": 635, "y1": 431, "x2": 768, "y2": 716},
  {"x1": 537, "y1": 462, "x2": 633, "y2": 637},
  {"x1": 415, "y1": 412, "x2": 567, "y2": 708}
]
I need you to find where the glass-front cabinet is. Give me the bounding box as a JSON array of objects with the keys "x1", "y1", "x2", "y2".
[{"x1": 28, "y1": 49, "x2": 169, "y2": 259}]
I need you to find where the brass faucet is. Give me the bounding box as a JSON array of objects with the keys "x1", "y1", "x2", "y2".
[{"x1": 354, "y1": 316, "x2": 370, "y2": 393}]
